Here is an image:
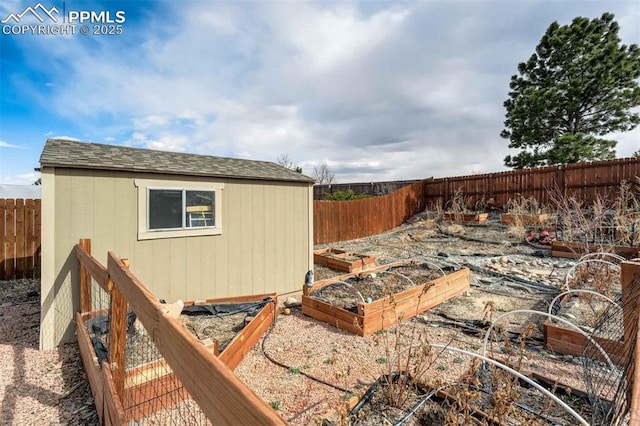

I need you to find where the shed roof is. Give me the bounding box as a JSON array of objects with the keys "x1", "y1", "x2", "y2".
[{"x1": 40, "y1": 139, "x2": 315, "y2": 183}]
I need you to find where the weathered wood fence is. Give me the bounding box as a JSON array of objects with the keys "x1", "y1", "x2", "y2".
[
  {"x1": 314, "y1": 180, "x2": 427, "y2": 244},
  {"x1": 314, "y1": 157, "x2": 640, "y2": 244},
  {"x1": 0, "y1": 199, "x2": 41, "y2": 279},
  {"x1": 424, "y1": 156, "x2": 640, "y2": 208}
]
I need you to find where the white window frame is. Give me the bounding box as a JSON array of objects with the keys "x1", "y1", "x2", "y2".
[{"x1": 135, "y1": 179, "x2": 224, "y2": 240}]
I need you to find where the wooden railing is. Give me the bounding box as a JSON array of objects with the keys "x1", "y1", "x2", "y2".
[
  {"x1": 75, "y1": 239, "x2": 285, "y2": 425},
  {"x1": 0, "y1": 199, "x2": 40, "y2": 279}
]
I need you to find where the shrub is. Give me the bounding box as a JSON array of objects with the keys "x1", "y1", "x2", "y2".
[{"x1": 325, "y1": 190, "x2": 372, "y2": 201}]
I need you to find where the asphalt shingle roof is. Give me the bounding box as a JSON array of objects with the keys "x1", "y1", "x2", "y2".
[{"x1": 40, "y1": 139, "x2": 315, "y2": 183}]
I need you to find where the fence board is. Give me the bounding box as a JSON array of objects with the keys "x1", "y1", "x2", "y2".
[
  {"x1": 0, "y1": 198, "x2": 41, "y2": 280},
  {"x1": 15, "y1": 199, "x2": 25, "y2": 278},
  {"x1": 5, "y1": 199, "x2": 15, "y2": 279},
  {"x1": 25, "y1": 199, "x2": 34, "y2": 278}
]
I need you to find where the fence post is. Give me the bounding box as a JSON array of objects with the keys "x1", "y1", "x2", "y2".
[
  {"x1": 109, "y1": 258, "x2": 129, "y2": 401},
  {"x1": 79, "y1": 239, "x2": 92, "y2": 313}
]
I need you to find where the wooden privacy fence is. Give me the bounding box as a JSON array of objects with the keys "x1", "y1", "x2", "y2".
[
  {"x1": 75, "y1": 240, "x2": 285, "y2": 425},
  {"x1": 424, "y1": 157, "x2": 640, "y2": 209},
  {"x1": 314, "y1": 157, "x2": 640, "y2": 244},
  {"x1": 0, "y1": 199, "x2": 41, "y2": 280},
  {"x1": 314, "y1": 179, "x2": 427, "y2": 244}
]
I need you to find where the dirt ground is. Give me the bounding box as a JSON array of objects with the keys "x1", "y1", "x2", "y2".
[{"x1": 0, "y1": 212, "x2": 619, "y2": 425}]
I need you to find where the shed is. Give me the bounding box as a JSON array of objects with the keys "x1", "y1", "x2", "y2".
[{"x1": 39, "y1": 138, "x2": 315, "y2": 349}]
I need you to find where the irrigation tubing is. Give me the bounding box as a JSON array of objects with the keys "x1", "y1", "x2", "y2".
[
  {"x1": 430, "y1": 344, "x2": 590, "y2": 426},
  {"x1": 396, "y1": 382, "x2": 563, "y2": 426},
  {"x1": 481, "y1": 309, "x2": 617, "y2": 373},
  {"x1": 311, "y1": 280, "x2": 366, "y2": 303},
  {"x1": 564, "y1": 259, "x2": 620, "y2": 289},
  {"x1": 548, "y1": 289, "x2": 621, "y2": 317},
  {"x1": 286, "y1": 398, "x2": 327, "y2": 422},
  {"x1": 261, "y1": 317, "x2": 352, "y2": 394},
  {"x1": 463, "y1": 263, "x2": 560, "y2": 294}
]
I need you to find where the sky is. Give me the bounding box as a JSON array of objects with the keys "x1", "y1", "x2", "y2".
[{"x1": 0, "y1": 0, "x2": 639, "y2": 185}]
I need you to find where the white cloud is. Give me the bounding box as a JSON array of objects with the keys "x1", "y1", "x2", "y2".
[
  {"x1": 49, "y1": 135, "x2": 82, "y2": 141},
  {"x1": 0, "y1": 140, "x2": 22, "y2": 149},
  {"x1": 10, "y1": 0, "x2": 640, "y2": 183}
]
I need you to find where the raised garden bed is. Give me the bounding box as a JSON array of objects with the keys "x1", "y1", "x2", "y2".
[
  {"x1": 313, "y1": 248, "x2": 376, "y2": 273},
  {"x1": 322, "y1": 367, "x2": 597, "y2": 425},
  {"x1": 551, "y1": 240, "x2": 639, "y2": 259},
  {"x1": 500, "y1": 213, "x2": 549, "y2": 226},
  {"x1": 442, "y1": 212, "x2": 489, "y2": 224},
  {"x1": 543, "y1": 319, "x2": 625, "y2": 365},
  {"x1": 77, "y1": 293, "x2": 277, "y2": 421},
  {"x1": 302, "y1": 260, "x2": 470, "y2": 336}
]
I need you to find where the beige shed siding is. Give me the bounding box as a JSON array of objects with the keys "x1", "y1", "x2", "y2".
[{"x1": 41, "y1": 168, "x2": 312, "y2": 347}]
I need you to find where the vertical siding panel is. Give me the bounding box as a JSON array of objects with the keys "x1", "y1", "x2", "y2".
[
  {"x1": 34, "y1": 199, "x2": 41, "y2": 278},
  {"x1": 92, "y1": 172, "x2": 116, "y2": 267},
  {"x1": 293, "y1": 185, "x2": 307, "y2": 290},
  {"x1": 272, "y1": 186, "x2": 286, "y2": 293},
  {"x1": 238, "y1": 184, "x2": 254, "y2": 295},
  {"x1": 152, "y1": 238, "x2": 172, "y2": 299},
  {"x1": 52, "y1": 174, "x2": 74, "y2": 340},
  {"x1": 113, "y1": 176, "x2": 135, "y2": 263},
  {"x1": 169, "y1": 238, "x2": 187, "y2": 302},
  {"x1": 226, "y1": 182, "x2": 243, "y2": 296},
  {"x1": 283, "y1": 185, "x2": 295, "y2": 291},
  {"x1": 252, "y1": 184, "x2": 266, "y2": 294},
  {"x1": 185, "y1": 237, "x2": 203, "y2": 301},
  {"x1": 263, "y1": 184, "x2": 276, "y2": 290},
  {"x1": 215, "y1": 184, "x2": 231, "y2": 297}
]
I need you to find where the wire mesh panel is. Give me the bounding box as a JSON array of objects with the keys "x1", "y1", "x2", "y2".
[
  {"x1": 122, "y1": 317, "x2": 210, "y2": 425},
  {"x1": 582, "y1": 276, "x2": 640, "y2": 425},
  {"x1": 84, "y1": 277, "x2": 112, "y2": 364}
]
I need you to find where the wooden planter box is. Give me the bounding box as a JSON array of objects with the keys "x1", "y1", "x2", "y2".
[
  {"x1": 313, "y1": 248, "x2": 376, "y2": 273},
  {"x1": 551, "y1": 240, "x2": 639, "y2": 259},
  {"x1": 542, "y1": 319, "x2": 625, "y2": 365},
  {"x1": 500, "y1": 213, "x2": 548, "y2": 226},
  {"x1": 442, "y1": 212, "x2": 488, "y2": 224},
  {"x1": 77, "y1": 293, "x2": 277, "y2": 423},
  {"x1": 302, "y1": 261, "x2": 470, "y2": 336}
]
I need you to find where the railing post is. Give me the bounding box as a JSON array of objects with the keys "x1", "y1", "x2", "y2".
[
  {"x1": 109, "y1": 258, "x2": 129, "y2": 401},
  {"x1": 621, "y1": 261, "x2": 640, "y2": 422},
  {"x1": 79, "y1": 239, "x2": 92, "y2": 313}
]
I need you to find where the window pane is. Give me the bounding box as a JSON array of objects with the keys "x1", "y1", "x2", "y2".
[
  {"x1": 186, "y1": 190, "x2": 215, "y2": 228},
  {"x1": 149, "y1": 189, "x2": 183, "y2": 230}
]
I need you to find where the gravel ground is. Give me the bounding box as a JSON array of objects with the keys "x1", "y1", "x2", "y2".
[
  {"x1": 0, "y1": 279, "x2": 98, "y2": 426},
  {"x1": 0, "y1": 214, "x2": 612, "y2": 425}
]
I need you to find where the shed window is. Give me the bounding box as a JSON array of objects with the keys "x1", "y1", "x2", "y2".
[
  {"x1": 148, "y1": 189, "x2": 215, "y2": 230},
  {"x1": 135, "y1": 179, "x2": 223, "y2": 240}
]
